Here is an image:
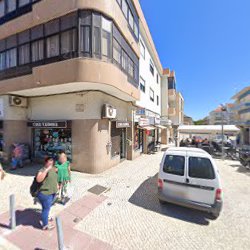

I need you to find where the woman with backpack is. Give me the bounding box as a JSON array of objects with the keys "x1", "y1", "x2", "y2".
[{"x1": 36, "y1": 157, "x2": 58, "y2": 231}]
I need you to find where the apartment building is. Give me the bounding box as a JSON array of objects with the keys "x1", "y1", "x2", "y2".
[
  {"x1": 184, "y1": 115, "x2": 193, "y2": 125},
  {"x1": 0, "y1": 0, "x2": 146, "y2": 173},
  {"x1": 167, "y1": 70, "x2": 184, "y2": 126},
  {"x1": 209, "y1": 104, "x2": 236, "y2": 125},
  {"x1": 0, "y1": 0, "x2": 169, "y2": 173},
  {"x1": 134, "y1": 15, "x2": 167, "y2": 154},
  {"x1": 232, "y1": 86, "x2": 250, "y2": 145}
]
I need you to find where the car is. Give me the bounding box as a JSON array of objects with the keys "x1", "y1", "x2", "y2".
[{"x1": 158, "y1": 147, "x2": 223, "y2": 219}]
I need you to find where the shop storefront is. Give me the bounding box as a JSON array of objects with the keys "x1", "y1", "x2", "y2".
[
  {"x1": 27, "y1": 121, "x2": 72, "y2": 161},
  {"x1": 111, "y1": 121, "x2": 130, "y2": 160}
]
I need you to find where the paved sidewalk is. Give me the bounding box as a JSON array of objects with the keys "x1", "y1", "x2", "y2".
[
  {"x1": 0, "y1": 194, "x2": 111, "y2": 250},
  {"x1": 1, "y1": 150, "x2": 250, "y2": 250}
]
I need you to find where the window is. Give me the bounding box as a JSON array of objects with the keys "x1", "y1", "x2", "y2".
[
  {"x1": 6, "y1": 48, "x2": 17, "y2": 68},
  {"x1": 157, "y1": 95, "x2": 159, "y2": 106},
  {"x1": 122, "y1": 50, "x2": 128, "y2": 71},
  {"x1": 61, "y1": 29, "x2": 76, "y2": 55},
  {"x1": 140, "y1": 77, "x2": 145, "y2": 92},
  {"x1": 128, "y1": 56, "x2": 134, "y2": 78},
  {"x1": 134, "y1": 22, "x2": 139, "y2": 38},
  {"x1": 122, "y1": 0, "x2": 128, "y2": 17},
  {"x1": 102, "y1": 17, "x2": 112, "y2": 58},
  {"x1": 6, "y1": 0, "x2": 16, "y2": 13},
  {"x1": 19, "y1": 44, "x2": 30, "y2": 65},
  {"x1": 93, "y1": 13, "x2": 101, "y2": 57},
  {"x1": 163, "y1": 155, "x2": 185, "y2": 176},
  {"x1": 157, "y1": 73, "x2": 159, "y2": 83},
  {"x1": 80, "y1": 26, "x2": 90, "y2": 54},
  {"x1": 140, "y1": 40, "x2": 145, "y2": 59},
  {"x1": 0, "y1": 52, "x2": 5, "y2": 70},
  {"x1": 150, "y1": 59, "x2": 154, "y2": 76},
  {"x1": 19, "y1": 0, "x2": 30, "y2": 7},
  {"x1": 93, "y1": 27, "x2": 101, "y2": 56},
  {"x1": 113, "y1": 38, "x2": 121, "y2": 65},
  {"x1": 46, "y1": 35, "x2": 59, "y2": 58},
  {"x1": 128, "y1": 10, "x2": 134, "y2": 29},
  {"x1": 0, "y1": 0, "x2": 4, "y2": 18},
  {"x1": 31, "y1": 40, "x2": 44, "y2": 62},
  {"x1": 188, "y1": 157, "x2": 215, "y2": 179},
  {"x1": 150, "y1": 88, "x2": 154, "y2": 102}
]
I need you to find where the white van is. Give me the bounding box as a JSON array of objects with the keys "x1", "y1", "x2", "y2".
[{"x1": 158, "y1": 147, "x2": 223, "y2": 218}]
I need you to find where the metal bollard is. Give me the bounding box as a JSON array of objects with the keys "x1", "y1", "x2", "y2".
[
  {"x1": 56, "y1": 216, "x2": 64, "y2": 250},
  {"x1": 9, "y1": 194, "x2": 16, "y2": 230}
]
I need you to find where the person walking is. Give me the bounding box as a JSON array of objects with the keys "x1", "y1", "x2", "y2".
[
  {"x1": 36, "y1": 157, "x2": 58, "y2": 231},
  {"x1": 55, "y1": 152, "x2": 71, "y2": 203},
  {"x1": 0, "y1": 163, "x2": 6, "y2": 181}
]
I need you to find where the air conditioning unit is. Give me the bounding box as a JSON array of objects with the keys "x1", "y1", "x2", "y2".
[
  {"x1": 102, "y1": 104, "x2": 117, "y2": 119},
  {"x1": 9, "y1": 96, "x2": 28, "y2": 108}
]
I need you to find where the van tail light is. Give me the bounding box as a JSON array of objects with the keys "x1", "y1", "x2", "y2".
[
  {"x1": 158, "y1": 179, "x2": 163, "y2": 190},
  {"x1": 215, "y1": 188, "x2": 222, "y2": 201}
]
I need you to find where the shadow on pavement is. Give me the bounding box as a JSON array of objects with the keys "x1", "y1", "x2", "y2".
[
  {"x1": 0, "y1": 209, "x2": 41, "y2": 230},
  {"x1": 5, "y1": 164, "x2": 41, "y2": 177},
  {"x1": 230, "y1": 164, "x2": 250, "y2": 176},
  {"x1": 129, "y1": 174, "x2": 214, "y2": 226}
]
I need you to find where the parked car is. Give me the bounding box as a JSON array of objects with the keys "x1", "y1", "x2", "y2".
[{"x1": 158, "y1": 147, "x2": 223, "y2": 219}]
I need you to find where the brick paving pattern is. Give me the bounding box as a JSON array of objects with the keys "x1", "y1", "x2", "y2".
[{"x1": 1, "y1": 151, "x2": 250, "y2": 249}]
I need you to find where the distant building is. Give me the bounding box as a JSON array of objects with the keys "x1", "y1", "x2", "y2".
[
  {"x1": 232, "y1": 86, "x2": 250, "y2": 145},
  {"x1": 184, "y1": 115, "x2": 194, "y2": 125},
  {"x1": 209, "y1": 104, "x2": 237, "y2": 125},
  {"x1": 167, "y1": 70, "x2": 184, "y2": 126}
]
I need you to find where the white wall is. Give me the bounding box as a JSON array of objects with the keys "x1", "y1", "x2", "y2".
[
  {"x1": 28, "y1": 92, "x2": 131, "y2": 121},
  {"x1": 136, "y1": 35, "x2": 161, "y2": 115}
]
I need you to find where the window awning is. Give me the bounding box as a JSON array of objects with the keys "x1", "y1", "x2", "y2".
[
  {"x1": 138, "y1": 126, "x2": 155, "y2": 131},
  {"x1": 155, "y1": 125, "x2": 166, "y2": 129}
]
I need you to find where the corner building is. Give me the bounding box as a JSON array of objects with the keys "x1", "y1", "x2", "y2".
[{"x1": 0, "y1": 0, "x2": 142, "y2": 173}]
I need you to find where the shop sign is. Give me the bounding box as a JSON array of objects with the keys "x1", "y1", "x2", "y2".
[
  {"x1": 160, "y1": 118, "x2": 172, "y2": 126},
  {"x1": 27, "y1": 121, "x2": 68, "y2": 128},
  {"x1": 149, "y1": 117, "x2": 155, "y2": 125},
  {"x1": 139, "y1": 118, "x2": 150, "y2": 126},
  {"x1": 136, "y1": 108, "x2": 146, "y2": 116},
  {"x1": 0, "y1": 99, "x2": 3, "y2": 118},
  {"x1": 155, "y1": 117, "x2": 161, "y2": 125},
  {"x1": 116, "y1": 121, "x2": 130, "y2": 128}
]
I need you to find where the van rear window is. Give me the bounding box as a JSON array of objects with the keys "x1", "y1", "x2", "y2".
[
  {"x1": 163, "y1": 155, "x2": 185, "y2": 176},
  {"x1": 188, "y1": 157, "x2": 215, "y2": 179}
]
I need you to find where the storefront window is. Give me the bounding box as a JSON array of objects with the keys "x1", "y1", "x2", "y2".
[{"x1": 33, "y1": 128, "x2": 72, "y2": 161}]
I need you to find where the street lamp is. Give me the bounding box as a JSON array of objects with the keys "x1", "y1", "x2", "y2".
[{"x1": 221, "y1": 104, "x2": 227, "y2": 160}]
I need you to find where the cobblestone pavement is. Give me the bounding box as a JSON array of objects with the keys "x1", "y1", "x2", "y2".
[{"x1": 1, "y1": 151, "x2": 250, "y2": 250}]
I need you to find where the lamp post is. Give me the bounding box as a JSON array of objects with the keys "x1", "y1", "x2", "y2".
[{"x1": 221, "y1": 104, "x2": 227, "y2": 160}]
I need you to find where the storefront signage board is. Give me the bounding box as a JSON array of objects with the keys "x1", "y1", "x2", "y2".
[
  {"x1": 116, "y1": 121, "x2": 130, "y2": 128},
  {"x1": 139, "y1": 118, "x2": 150, "y2": 126},
  {"x1": 27, "y1": 121, "x2": 68, "y2": 128}
]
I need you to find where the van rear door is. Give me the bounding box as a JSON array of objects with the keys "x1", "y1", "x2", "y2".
[
  {"x1": 186, "y1": 155, "x2": 218, "y2": 205},
  {"x1": 160, "y1": 152, "x2": 187, "y2": 200}
]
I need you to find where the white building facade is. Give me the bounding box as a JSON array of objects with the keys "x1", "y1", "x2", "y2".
[{"x1": 134, "y1": 26, "x2": 167, "y2": 154}]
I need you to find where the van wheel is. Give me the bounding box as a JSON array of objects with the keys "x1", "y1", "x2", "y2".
[
  {"x1": 159, "y1": 199, "x2": 166, "y2": 205},
  {"x1": 211, "y1": 212, "x2": 220, "y2": 220}
]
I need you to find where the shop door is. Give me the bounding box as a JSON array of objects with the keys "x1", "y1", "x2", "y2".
[
  {"x1": 139, "y1": 129, "x2": 144, "y2": 152},
  {"x1": 120, "y1": 129, "x2": 127, "y2": 159}
]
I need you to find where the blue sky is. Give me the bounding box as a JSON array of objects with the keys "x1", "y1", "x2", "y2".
[{"x1": 140, "y1": 0, "x2": 250, "y2": 120}]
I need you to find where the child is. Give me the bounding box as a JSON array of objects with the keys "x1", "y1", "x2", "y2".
[
  {"x1": 11, "y1": 144, "x2": 23, "y2": 170},
  {"x1": 55, "y1": 152, "x2": 71, "y2": 203}
]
